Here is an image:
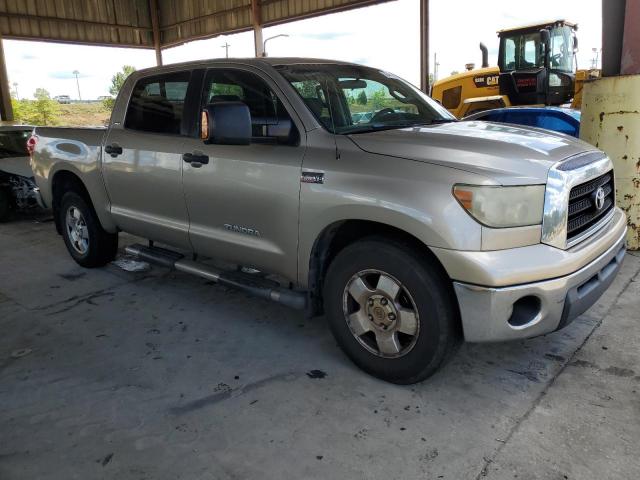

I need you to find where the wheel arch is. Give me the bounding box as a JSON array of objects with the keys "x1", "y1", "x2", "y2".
[
  {"x1": 51, "y1": 168, "x2": 116, "y2": 235},
  {"x1": 306, "y1": 219, "x2": 458, "y2": 318}
]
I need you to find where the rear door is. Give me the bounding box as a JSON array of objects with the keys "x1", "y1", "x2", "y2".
[
  {"x1": 181, "y1": 66, "x2": 305, "y2": 281},
  {"x1": 102, "y1": 70, "x2": 193, "y2": 249}
]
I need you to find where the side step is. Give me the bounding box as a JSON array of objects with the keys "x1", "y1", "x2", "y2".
[{"x1": 125, "y1": 244, "x2": 307, "y2": 310}]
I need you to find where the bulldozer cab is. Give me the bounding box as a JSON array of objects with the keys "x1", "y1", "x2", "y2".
[{"x1": 497, "y1": 20, "x2": 577, "y2": 106}]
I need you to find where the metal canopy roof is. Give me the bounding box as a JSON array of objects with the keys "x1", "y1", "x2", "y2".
[{"x1": 0, "y1": 0, "x2": 392, "y2": 49}]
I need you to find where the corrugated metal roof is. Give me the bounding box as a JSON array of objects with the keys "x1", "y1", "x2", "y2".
[
  {"x1": 0, "y1": 0, "x2": 154, "y2": 48},
  {"x1": 0, "y1": 0, "x2": 391, "y2": 48}
]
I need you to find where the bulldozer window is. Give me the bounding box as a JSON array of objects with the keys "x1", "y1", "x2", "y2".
[
  {"x1": 502, "y1": 33, "x2": 544, "y2": 71},
  {"x1": 550, "y1": 27, "x2": 575, "y2": 72}
]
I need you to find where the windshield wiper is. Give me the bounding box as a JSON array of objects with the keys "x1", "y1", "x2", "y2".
[
  {"x1": 342, "y1": 118, "x2": 458, "y2": 134},
  {"x1": 341, "y1": 124, "x2": 409, "y2": 134},
  {"x1": 422, "y1": 118, "x2": 458, "y2": 124}
]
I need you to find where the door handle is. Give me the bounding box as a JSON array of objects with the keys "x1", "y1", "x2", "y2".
[
  {"x1": 182, "y1": 152, "x2": 209, "y2": 167},
  {"x1": 104, "y1": 144, "x2": 123, "y2": 157}
]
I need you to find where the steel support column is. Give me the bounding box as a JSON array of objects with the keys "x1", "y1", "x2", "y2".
[
  {"x1": 149, "y1": 0, "x2": 163, "y2": 66},
  {"x1": 419, "y1": 0, "x2": 429, "y2": 93},
  {"x1": 0, "y1": 34, "x2": 13, "y2": 121},
  {"x1": 602, "y1": 0, "x2": 626, "y2": 76},
  {"x1": 621, "y1": 0, "x2": 640, "y2": 75},
  {"x1": 252, "y1": 0, "x2": 264, "y2": 58}
]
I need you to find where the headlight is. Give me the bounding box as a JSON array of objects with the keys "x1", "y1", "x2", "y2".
[{"x1": 453, "y1": 184, "x2": 545, "y2": 228}]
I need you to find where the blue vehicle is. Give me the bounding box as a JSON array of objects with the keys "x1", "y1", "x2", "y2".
[{"x1": 463, "y1": 107, "x2": 581, "y2": 138}]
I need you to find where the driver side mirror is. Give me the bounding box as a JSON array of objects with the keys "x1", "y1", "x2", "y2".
[{"x1": 201, "y1": 101, "x2": 251, "y2": 145}]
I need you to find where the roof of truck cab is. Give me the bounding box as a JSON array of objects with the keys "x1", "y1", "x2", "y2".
[{"x1": 133, "y1": 57, "x2": 364, "y2": 76}]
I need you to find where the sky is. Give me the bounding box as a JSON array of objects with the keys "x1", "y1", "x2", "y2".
[{"x1": 5, "y1": 0, "x2": 602, "y2": 101}]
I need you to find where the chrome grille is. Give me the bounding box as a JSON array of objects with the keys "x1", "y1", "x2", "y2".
[{"x1": 566, "y1": 172, "x2": 615, "y2": 242}]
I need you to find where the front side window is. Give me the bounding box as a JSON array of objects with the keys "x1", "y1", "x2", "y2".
[
  {"x1": 125, "y1": 71, "x2": 191, "y2": 135},
  {"x1": 202, "y1": 69, "x2": 297, "y2": 144},
  {"x1": 278, "y1": 64, "x2": 455, "y2": 134}
]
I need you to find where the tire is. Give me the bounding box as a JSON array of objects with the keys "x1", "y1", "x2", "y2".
[
  {"x1": 59, "y1": 191, "x2": 118, "y2": 268},
  {"x1": 0, "y1": 187, "x2": 11, "y2": 222},
  {"x1": 323, "y1": 237, "x2": 460, "y2": 384}
]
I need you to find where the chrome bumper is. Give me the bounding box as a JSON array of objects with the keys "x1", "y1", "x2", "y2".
[{"x1": 454, "y1": 227, "x2": 627, "y2": 343}]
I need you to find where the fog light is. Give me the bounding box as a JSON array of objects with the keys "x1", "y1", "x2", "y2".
[{"x1": 508, "y1": 296, "x2": 541, "y2": 328}]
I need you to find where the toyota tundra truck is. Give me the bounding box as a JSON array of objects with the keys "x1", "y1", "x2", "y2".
[{"x1": 29, "y1": 58, "x2": 627, "y2": 384}]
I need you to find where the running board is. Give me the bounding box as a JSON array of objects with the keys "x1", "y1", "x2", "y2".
[{"x1": 125, "y1": 244, "x2": 307, "y2": 310}]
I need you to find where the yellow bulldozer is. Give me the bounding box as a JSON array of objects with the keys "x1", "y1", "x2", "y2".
[{"x1": 431, "y1": 20, "x2": 599, "y2": 118}]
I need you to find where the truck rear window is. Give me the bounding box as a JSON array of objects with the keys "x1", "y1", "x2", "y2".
[{"x1": 125, "y1": 71, "x2": 191, "y2": 135}]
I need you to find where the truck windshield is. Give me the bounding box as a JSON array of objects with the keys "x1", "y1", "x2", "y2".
[{"x1": 276, "y1": 64, "x2": 455, "y2": 134}]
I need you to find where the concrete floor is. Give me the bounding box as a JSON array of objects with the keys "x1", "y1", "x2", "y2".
[{"x1": 1, "y1": 214, "x2": 639, "y2": 480}]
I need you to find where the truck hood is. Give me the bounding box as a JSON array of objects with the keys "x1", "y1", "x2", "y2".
[{"x1": 348, "y1": 121, "x2": 598, "y2": 185}]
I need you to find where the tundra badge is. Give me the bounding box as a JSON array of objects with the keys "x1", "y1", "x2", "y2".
[
  {"x1": 301, "y1": 171, "x2": 324, "y2": 184},
  {"x1": 224, "y1": 224, "x2": 261, "y2": 237}
]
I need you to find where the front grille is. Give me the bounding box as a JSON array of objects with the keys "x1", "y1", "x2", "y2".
[{"x1": 566, "y1": 171, "x2": 615, "y2": 242}]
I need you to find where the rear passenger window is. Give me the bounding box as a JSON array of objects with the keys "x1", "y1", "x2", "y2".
[{"x1": 125, "y1": 71, "x2": 191, "y2": 135}]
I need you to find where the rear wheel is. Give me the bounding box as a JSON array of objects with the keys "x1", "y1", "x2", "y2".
[
  {"x1": 59, "y1": 191, "x2": 118, "y2": 267},
  {"x1": 324, "y1": 238, "x2": 460, "y2": 384}
]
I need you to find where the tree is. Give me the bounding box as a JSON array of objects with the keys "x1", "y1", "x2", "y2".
[
  {"x1": 10, "y1": 98, "x2": 24, "y2": 121},
  {"x1": 25, "y1": 88, "x2": 60, "y2": 125},
  {"x1": 357, "y1": 90, "x2": 367, "y2": 105},
  {"x1": 371, "y1": 88, "x2": 386, "y2": 110},
  {"x1": 104, "y1": 65, "x2": 136, "y2": 109}
]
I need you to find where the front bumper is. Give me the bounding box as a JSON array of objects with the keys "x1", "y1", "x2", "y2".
[{"x1": 451, "y1": 212, "x2": 628, "y2": 342}]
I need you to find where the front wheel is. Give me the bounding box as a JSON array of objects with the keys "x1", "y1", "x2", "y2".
[
  {"x1": 323, "y1": 238, "x2": 460, "y2": 384},
  {"x1": 59, "y1": 191, "x2": 118, "y2": 267}
]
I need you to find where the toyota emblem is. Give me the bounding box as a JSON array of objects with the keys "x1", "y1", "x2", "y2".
[{"x1": 594, "y1": 187, "x2": 606, "y2": 211}]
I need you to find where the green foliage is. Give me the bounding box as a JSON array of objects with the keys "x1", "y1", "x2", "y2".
[
  {"x1": 370, "y1": 88, "x2": 386, "y2": 109},
  {"x1": 357, "y1": 90, "x2": 367, "y2": 105},
  {"x1": 293, "y1": 80, "x2": 320, "y2": 99},
  {"x1": 10, "y1": 98, "x2": 23, "y2": 121},
  {"x1": 210, "y1": 83, "x2": 243, "y2": 98},
  {"x1": 12, "y1": 89, "x2": 60, "y2": 125},
  {"x1": 104, "y1": 65, "x2": 136, "y2": 110},
  {"x1": 32, "y1": 89, "x2": 60, "y2": 125}
]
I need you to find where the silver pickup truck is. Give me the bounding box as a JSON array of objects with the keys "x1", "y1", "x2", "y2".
[{"x1": 30, "y1": 58, "x2": 627, "y2": 384}]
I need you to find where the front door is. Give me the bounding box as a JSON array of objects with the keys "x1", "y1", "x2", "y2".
[
  {"x1": 181, "y1": 67, "x2": 305, "y2": 281},
  {"x1": 102, "y1": 70, "x2": 192, "y2": 249}
]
